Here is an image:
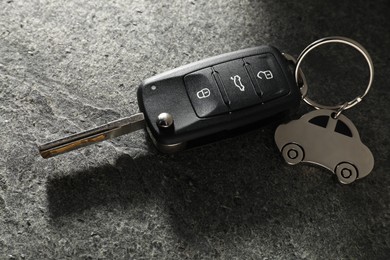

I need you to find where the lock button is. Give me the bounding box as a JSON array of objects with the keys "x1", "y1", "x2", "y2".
[{"x1": 184, "y1": 67, "x2": 229, "y2": 118}]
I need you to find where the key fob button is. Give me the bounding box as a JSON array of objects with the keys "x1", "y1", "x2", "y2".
[
  {"x1": 213, "y1": 59, "x2": 261, "y2": 111},
  {"x1": 184, "y1": 68, "x2": 229, "y2": 118},
  {"x1": 244, "y1": 54, "x2": 290, "y2": 102}
]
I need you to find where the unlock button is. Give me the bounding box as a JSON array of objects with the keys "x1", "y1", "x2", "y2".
[
  {"x1": 184, "y1": 68, "x2": 228, "y2": 118},
  {"x1": 244, "y1": 54, "x2": 290, "y2": 102}
]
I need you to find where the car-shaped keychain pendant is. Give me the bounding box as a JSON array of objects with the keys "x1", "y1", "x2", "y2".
[{"x1": 274, "y1": 109, "x2": 374, "y2": 184}]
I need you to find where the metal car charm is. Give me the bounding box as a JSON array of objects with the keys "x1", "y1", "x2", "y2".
[
  {"x1": 275, "y1": 36, "x2": 375, "y2": 184},
  {"x1": 275, "y1": 109, "x2": 374, "y2": 184}
]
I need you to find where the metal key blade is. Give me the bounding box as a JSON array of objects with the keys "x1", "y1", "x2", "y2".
[{"x1": 38, "y1": 113, "x2": 145, "y2": 159}]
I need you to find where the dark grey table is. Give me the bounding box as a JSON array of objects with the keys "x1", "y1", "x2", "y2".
[{"x1": 1, "y1": 0, "x2": 389, "y2": 259}]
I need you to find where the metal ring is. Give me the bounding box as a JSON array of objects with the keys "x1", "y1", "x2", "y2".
[{"x1": 294, "y1": 36, "x2": 374, "y2": 111}]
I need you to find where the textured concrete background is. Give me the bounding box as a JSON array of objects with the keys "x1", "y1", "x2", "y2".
[{"x1": 1, "y1": 0, "x2": 389, "y2": 259}]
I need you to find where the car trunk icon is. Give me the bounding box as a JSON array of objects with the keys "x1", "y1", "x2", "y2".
[{"x1": 275, "y1": 109, "x2": 374, "y2": 184}]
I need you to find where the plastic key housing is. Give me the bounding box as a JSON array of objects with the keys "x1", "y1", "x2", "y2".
[{"x1": 137, "y1": 46, "x2": 300, "y2": 153}]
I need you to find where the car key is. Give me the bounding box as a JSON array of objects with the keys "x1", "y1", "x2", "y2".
[{"x1": 38, "y1": 45, "x2": 301, "y2": 158}]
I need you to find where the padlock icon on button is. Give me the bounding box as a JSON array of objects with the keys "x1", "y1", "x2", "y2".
[
  {"x1": 257, "y1": 70, "x2": 274, "y2": 80},
  {"x1": 196, "y1": 88, "x2": 211, "y2": 99}
]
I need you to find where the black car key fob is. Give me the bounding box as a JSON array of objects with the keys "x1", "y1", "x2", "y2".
[
  {"x1": 137, "y1": 45, "x2": 300, "y2": 153},
  {"x1": 39, "y1": 45, "x2": 301, "y2": 158}
]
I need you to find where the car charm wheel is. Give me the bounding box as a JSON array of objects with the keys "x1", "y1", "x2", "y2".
[
  {"x1": 282, "y1": 143, "x2": 304, "y2": 165},
  {"x1": 335, "y1": 162, "x2": 358, "y2": 184}
]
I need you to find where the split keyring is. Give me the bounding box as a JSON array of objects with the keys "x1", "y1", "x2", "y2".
[{"x1": 294, "y1": 36, "x2": 374, "y2": 113}]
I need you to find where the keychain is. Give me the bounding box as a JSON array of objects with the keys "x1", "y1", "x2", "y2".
[
  {"x1": 39, "y1": 35, "x2": 374, "y2": 185},
  {"x1": 275, "y1": 37, "x2": 374, "y2": 184}
]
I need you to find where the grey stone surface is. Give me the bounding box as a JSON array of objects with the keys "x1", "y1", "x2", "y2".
[{"x1": 0, "y1": 0, "x2": 389, "y2": 259}]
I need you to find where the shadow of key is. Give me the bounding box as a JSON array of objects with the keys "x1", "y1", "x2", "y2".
[{"x1": 46, "y1": 154, "x2": 152, "y2": 218}]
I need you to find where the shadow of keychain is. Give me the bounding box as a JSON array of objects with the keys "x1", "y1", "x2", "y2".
[{"x1": 275, "y1": 36, "x2": 374, "y2": 184}]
